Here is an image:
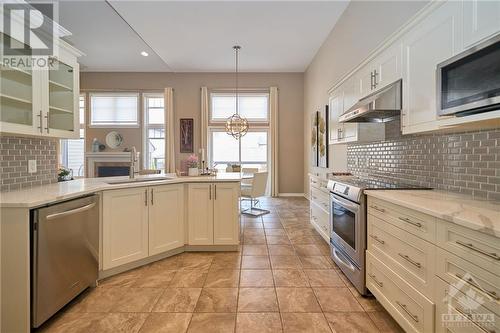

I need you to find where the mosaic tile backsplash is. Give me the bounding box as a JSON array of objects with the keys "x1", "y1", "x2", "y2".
[
  {"x1": 0, "y1": 135, "x2": 58, "y2": 192},
  {"x1": 347, "y1": 121, "x2": 500, "y2": 200}
]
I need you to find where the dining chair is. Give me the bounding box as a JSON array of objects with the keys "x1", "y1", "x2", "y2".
[{"x1": 240, "y1": 171, "x2": 269, "y2": 217}]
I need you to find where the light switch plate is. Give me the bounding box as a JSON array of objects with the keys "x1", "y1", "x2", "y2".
[{"x1": 28, "y1": 160, "x2": 37, "y2": 173}]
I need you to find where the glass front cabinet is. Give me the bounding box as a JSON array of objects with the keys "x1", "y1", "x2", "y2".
[{"x1": 0, "y1": 35, "x2": 82, "y2": 138}]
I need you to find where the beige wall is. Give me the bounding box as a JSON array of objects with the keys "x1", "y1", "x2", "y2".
[
  {"x1": 303, "y1": 1, "x2": 428, "y2": 193},
  {"x1": 81, "y1": 72, "x2": 304, "y2": 194}
]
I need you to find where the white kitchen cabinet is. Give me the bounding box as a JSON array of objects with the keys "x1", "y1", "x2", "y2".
[
  {"x1": 187, "y1": 183, "x2": 214, "y2": 245},
  {"x1": 328, "y1": 89, "x2": 344, "y2": 144},
  {"x1": 401, "y1": 1, "x2": 462, "y2": 134},
  {"x1": 103, "y1": 188, "x2": 149, "y2": 270},
  {"x1": 213, "y1": 183, "x2": 240, "y2": 245},
  {"x1": 0, "y1": 32, "x2": 82, "y2": 138},
  {"x1": 462, "y1": 0, "x2": 500, "y2": 49},
  {"x1": 187, "y1": 182, "x2": 240, "y2": 246},
  {"x1": 342, "y1": 74, "x2": 361, "y2": 113},
  {"x1": 149, "y1": 184, "x2": 184, "y2": 255}
]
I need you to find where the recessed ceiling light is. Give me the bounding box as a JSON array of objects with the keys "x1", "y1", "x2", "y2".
[{"x1": 140, "y1": 51, "x2": 149, "y2": 57}]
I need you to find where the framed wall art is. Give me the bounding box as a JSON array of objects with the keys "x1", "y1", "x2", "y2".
[{"x1": 180, "y1": 118, "x2": 194, "y2": 153}]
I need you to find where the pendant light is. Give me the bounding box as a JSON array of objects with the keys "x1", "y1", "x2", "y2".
[{"x1": 225, "y1": 45, "x2": 249, "y2": 140}]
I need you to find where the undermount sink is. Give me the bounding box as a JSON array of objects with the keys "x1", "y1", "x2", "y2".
[{"x1": 105, "y1": 177, "x2": 174, "y2": 185}]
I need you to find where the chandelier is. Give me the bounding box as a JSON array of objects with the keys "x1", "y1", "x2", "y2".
[{"x1": 225, "y1": 45, "x2": 248, "y2": 140}]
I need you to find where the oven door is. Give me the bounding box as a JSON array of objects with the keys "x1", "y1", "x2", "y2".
[{"x1": 330, "y1": 193, "x2": 364, "y2": 266}]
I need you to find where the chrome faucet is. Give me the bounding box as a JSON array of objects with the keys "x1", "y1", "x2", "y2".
[{"x1": 130, "y1": 146, "x2": 137, "y2": 179}]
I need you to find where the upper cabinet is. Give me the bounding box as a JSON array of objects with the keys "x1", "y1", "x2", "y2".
[
  {"x1": 401, "y1": 1, "x2": 462, "y2": 134},
  {"x1": 0, "y1": 34, "x2": 82, "y2": 138},
  {"x1": 327, "y1": 0, "x2": 500, "y2": 139}
]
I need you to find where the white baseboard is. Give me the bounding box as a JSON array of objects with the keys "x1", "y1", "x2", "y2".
[
  {"x1": 303, "y1": 193, "x2": 310, "y2": 201},
  {"x1": 278, "y1": 193, "x2": 305, "y2": 197}
]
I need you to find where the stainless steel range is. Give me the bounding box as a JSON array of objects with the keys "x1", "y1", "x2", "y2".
[{"x1": 326, "y1": 176, "x2": 430, "y2": 295}]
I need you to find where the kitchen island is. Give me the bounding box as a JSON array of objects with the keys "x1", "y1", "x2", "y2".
[{"x1": 0, "y1": 174, "x2": 241, "y2": 333}]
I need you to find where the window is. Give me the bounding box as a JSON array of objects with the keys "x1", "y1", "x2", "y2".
[
  {"x1": 90, "y1": 93, "x2": 139, "y2": 127},
  {"x1": 143, "y1": 94, "x2": 165, "y2": 170},
  {"x1": 60, "y1": 95, "x2": 85, "y2": 177},
  {"x1": 210, "y1": 92, "x2": 269, "y2": 122}
]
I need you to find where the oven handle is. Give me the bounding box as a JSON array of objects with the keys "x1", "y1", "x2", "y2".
[
  {"x1": 332, "y1": 247, "x2": 356, "y2": 273},
  {"x1": 330, "y1": 194, "x2": 360, "y2": 212}
]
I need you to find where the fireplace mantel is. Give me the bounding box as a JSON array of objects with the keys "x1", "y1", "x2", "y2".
[{"x1": 86, "y1": 152, "x2": 140, "y2": 178}]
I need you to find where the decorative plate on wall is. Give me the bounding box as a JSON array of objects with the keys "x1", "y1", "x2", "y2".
[{"x1": 105, "y1": 131, "x2": 123, "y2": 149}]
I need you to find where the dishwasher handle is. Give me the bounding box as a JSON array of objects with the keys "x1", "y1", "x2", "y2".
[{"x1": 46, "y1": 202, "x2": 96, "y2": 220}]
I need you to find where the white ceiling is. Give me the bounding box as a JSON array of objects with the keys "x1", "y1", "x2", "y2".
[{"x1": 59, "y1": 1, "x2": 349, "y2": 72}]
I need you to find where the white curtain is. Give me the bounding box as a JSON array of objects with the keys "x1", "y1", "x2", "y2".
[
  {"x1": 164, "y1": 87, "x2": 176, "y2": 173},
  {"x1": 270, "y1": 87, "x2": 279, "y2": 197},
  {"x1": 200, "y1": 87, "x2": 209, "y2": 166}
]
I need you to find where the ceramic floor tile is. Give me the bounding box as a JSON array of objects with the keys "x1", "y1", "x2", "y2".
[
  {"x1": 187, "y1": 313, "x2": 236, "y2": 333},
  {"x1": 263, "y1": 222, "x2": 284, "y2": 229},
  {"x1": 243, "y1": 235, "x2": 267, "y2": 244},
  {"x1": 169, "y1": 270, "x2": 208, "y2": 288},
  {"x1": 98, "y1": 268, "x2": 144, "y2": 288},
  {"x1": 293, "y1": 244, "x2": 323, "y2": 256},
  {"x1": 304, "y1": 270, "x2": 345, "y2": 287},
  {"x1": 204, "y1": 269, "x2": 240, "y2": 287},
  {"x1": 299, "y1": 256, "x2": 333, "y2": 269},
  {"x1": 368, "y1": 310, "x2": 405, "y2": 333},
  {"x1": 238, "y1": 288, "x2": 279, "y2": 312},
  {"x1": 138, "y1": 313, "x2": 192, "y2": 333},
  {"x1": 313, "y1": 287, "x2": 364, "y2": 312},
  {"x1": 242, "y1": 245, "x2": 269, "y2": 256},
  {"x1": 276, "y1": 288, "x2": 322, "y2": 312},
  {"x1": 241, "y1": 256, "x2": 271, "y2": 269},
  {"x1": 37, "y1": 312, "x2": 107, "y2": 333},
  {"x1": 272, "y1": 270, "x2": 310, "y2": 287},
  {"x1": 236, "y1": 313, "x2": 283, "y2": 333},
  {"x1": 324, "y1": 312, "x2": 379, "y2": 333},
  {"x1": 270, "y1": 256, "x2": 302, "y2": 269},
  {"x1": 67, "y1": 287, "x2": 125, "y2": 313},
  {"x1": 133, "y1": 269, "x2": 177, "y2": 288},
  {"x1": 268, "y1": 245, "x2": 296, "y2": 256},
  {"x1": 152, "y1": 288, "x2": 202, "y2": 312},
  {"x1": 265, "y1": 229, "x2": 287, "y2": 236},
  {"x1": 266, "y1": 235, "x2": 291, "y2": 245},
  {"x1": 240, "y1": 270, "x2": 274, "y2": 287},
  {"x1": 178, "y1": 256, "x2": 213, "y2": 271},
  {"x1": 110, "y1": 288, "x2": 163, "y2": 313},
  {"x1": 281, "y1": 313, "x2": 331, "y2": 333},
  {"x1": 210, "y1": 255, "x2": 241, "y2": 270},
  {"x1": 194, "y1": 288, "x2": 238, "y2": 313}
]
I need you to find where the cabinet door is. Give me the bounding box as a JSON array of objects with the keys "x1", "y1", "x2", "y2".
[
  {"x1": 45, "y1": 47, "x2": 80, "y2": 139},
  {"x1": 103, "y1": 188, "x2": 149, "y2": 269},
  {"x1": 375, "y1": 41, "x2": 402, "y2": 90},
  {"x1": 149, "y1": 184, "x2": 185, "y2": 255},
  {"x1": 328, "y1": 90, "x2": 343, "y2": 144},
  {"x1": 213, "y1": 183, "x2": 239, "y2": 245},
  {"x1": 401, "y1": 1, "x2": 462, "y2": 134},
  {"x1": 462, "y1": 0, "x2": 500, "y2": 49},
  {"x1": 342, "y1": 123, "x2": 359, "y2": 141},
  {"x1": 342, "y1": 75, "x2": 361, "y2": 113},
  {"x1": 187, "y1": 183, "x2": 214, "y2": 245},
  {"x1": 359, "y1": 63, "x2": 375, "y2": 97}
]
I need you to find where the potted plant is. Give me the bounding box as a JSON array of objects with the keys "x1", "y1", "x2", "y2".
[
  {"x1": 186, "y1": 154, "x2": 199, "y2": 176},
  {"x1": 58, "y1": 166, "x2": 73, "y2": 182}
]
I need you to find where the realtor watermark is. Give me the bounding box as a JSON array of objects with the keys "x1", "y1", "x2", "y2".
[
  {"x1": 442, "y1": 272, "x2": 496, "y2": 330},
  {"x1": 1, "y1": 1, "x2": 58, "y2": 70}
]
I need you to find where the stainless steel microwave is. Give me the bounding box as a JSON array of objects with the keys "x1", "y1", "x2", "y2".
[{"x1": 437, "y1": 34, "x2": 500, "y2": 117}]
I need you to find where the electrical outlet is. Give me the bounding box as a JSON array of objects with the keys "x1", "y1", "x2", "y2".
[{"x1": 28, "y1": 160, "x2": 37, "y2": 173}]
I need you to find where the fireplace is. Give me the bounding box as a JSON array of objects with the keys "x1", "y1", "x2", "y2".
[
  {"x1": 94, "y1": 162, "x2": 130, "y2": 177},
  {"x1": 86, "y1": 152, "x2": 140, "y2": 178}
]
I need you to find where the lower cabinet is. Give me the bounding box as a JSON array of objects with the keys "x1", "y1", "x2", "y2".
[
  {"x1": 102, "y1": 187, "x2": 149, "y2": 270},
  {"x1": 188, "y1": 182, "x2": 240, "y2": 246},
  {"x1": 149, "y1": 184, "x2": 184, "y2": 256}
]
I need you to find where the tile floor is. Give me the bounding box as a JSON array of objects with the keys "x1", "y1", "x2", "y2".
[{"x1": 37, "y1": 197, "x2": 403, "y2": 333}]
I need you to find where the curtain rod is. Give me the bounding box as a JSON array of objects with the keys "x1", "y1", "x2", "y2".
[{"x1": 81, "y1": 88, "x2": 169, "y2": 93}]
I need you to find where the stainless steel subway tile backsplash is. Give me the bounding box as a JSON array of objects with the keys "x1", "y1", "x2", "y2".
[
  {"x1": 347, "y1": 125, "x2": 500, "y2": 200},
  {"x1": 0, "y1": 136, "x2": 58, "y2": 192}
]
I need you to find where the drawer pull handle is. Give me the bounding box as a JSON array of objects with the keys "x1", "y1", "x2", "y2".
[
  {"x1": 370, "y1": 205, "x2": 385, "y2": 213},
  {"x1": 455, "y1": 306, "x2": 495, "y2": 333},
  {"x1": 455, "y1": 273, "x2": 499, "y2": 301},
  {"x1": 398, "y1": 217, "x2": 422, "y2": 228},
  {"x1": 369, "y1": 234, "x2": 385, "y2": 245},
  {"x1": 398, "y1": 253, "x2": 422, "y2": 268},
  {"x1": 396, "y1": 301, "x2": 419, "y2": 323},
  {"x1": 368, "y1": 273, "x2": 383, "y2": 287},
  {"x1": 456, "y1": 240, "x2": 500, "y2": 261}
]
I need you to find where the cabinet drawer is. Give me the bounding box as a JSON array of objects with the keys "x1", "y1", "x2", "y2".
[
  {"x1": 436, "y1": 221, "x2": 500, "y2": 276},
  {"x1": 368, "y1": 215, "x2": 435, "y2": 299},
  {"x1": 310, "y1": 187, "x2": 329, "y2": 213},
  {"x1": 311, "y1": 202, "x2": 329, "y2": 239},
  {"x1": 436, "y1": 247, "x2": 500, "y2": 316},
  {"x1": 368, "y1": 197, "x2": 436, "y2": 242},
  {"x1": 310, "y1": 177, "x2": 328, "y2": 191},
  {"x1": 435, "y1": 276, "x2": 499, "y2": 333},
  {"x1": 366, "y1": 251, "x2": 434, "y2": 333}
]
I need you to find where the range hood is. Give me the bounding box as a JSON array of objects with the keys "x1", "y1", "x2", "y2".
[{"x1": 339, "y1": 80, "x2": 402, "y2": 123}]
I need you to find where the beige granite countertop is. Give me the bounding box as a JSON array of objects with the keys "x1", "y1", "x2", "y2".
[
  {"x1": 365, "y1": 189, "x2": 500, "y2": 238},
  {"x1": 0, "y1": 173, "x2": 242, "y2": 209}
]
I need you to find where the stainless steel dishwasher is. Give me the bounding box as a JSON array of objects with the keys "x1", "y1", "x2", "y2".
[{"x1": 31, "y1": 194, "x2": 99, "y2": 328}]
